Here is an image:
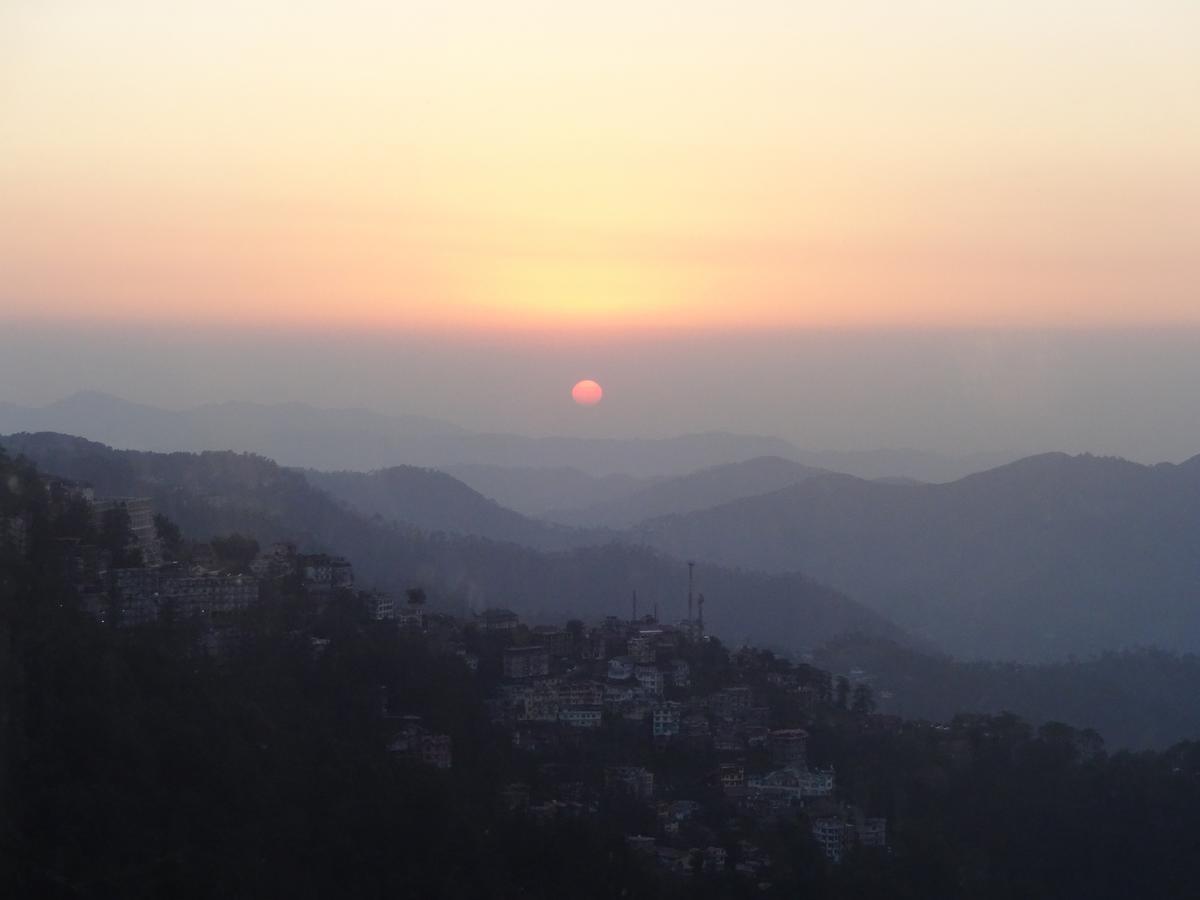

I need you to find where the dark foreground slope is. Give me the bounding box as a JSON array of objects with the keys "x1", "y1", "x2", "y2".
[
  {"x1": 641, "y1": 453, "x2": 1200, "y2": 661},
  {"x1": 1, "y1": 432, "x2": 900, "y2": 652},
  {"x1": 5, "y1": 446, "x2": 1200, "y2": 899}
]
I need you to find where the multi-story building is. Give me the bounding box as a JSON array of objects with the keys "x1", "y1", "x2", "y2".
[
  {"x1": 163, "y1": 573, "x2": 259, "y2": 618},
  {"x1": 810, "y1": 808, "x2": 887, "y2": 862},
  {"x1": 112, "y1": 566, "x2": 160, "y2": 601},
  {"x1": 812, "y1": 817, "x2": 849, "y2": 863},
  {"x1": 388, "y1": 722, "x2": 452, "y2": 769},
  {"x1": 558, "y1": 705, "x2": 603, "y2": 729},
  {"x1": 858, "y1": 817, "x2": 887, "y2": 849},
  {"x1": 580, "y1": 631, "x2": 608, "y2": 661},
  {"x1": 521, "y1": 692, "x2": 559, "y2": 723},
  {"x1": 713, "y1": 729, "x2": 744, "y2": 754},
  {"x1": 719, "y1": 764, "x2": 745, "y2": 791},
  {"x1": 93, "y1": 496, "x2": 159, "y2": 565},
  {"x1": 747, "y1": 766, "x2": 835, "y2": 802},
  {"x1": 298, "y1": 553, "x2": 354, "y2": 591},
  {"x1": 503, "y1": 645, "x2": 550, "y2": 679},
  {"x1": 397, "y1": 606, "x2": 425, "y2": 630},
  {"x1": 478, "y1": 608, "x2": 519, "y2": 632},
  {"x1": 557, "y1": 680, "x2": 605, "y2": 707},
  {"x1": 531, "y1": 625, "x2": 570, "y2": 657},
  {"x1": 603, "y1": 683, "x2": 636, "y2": 713},
  {"x1": 627, "y1": 633, "x2": 657, "y2": 665},
  {"x1": 365, "y1": 592, "x2": 395, "y2": 621},
  {"x1": 652, "y1": 702, "x2": 682, "y2": 738},
  {"x1": 635, "y1": 665, "x2": 664, "y2": 697},
  {"x1": 671, "y1": 659, "x2": 691, "y2": 687},
  {"x1": 709, "y1": 686, "x2": 754, "y2": 721},
  {"x1": 109, "y1": 567, "x2": 259, "y2": 625},
  {"x1": 768, "y1": 728, "x2": 809, "y2": 768},
  {"x1": 607, "y1": 656, "x2": 635, "y2": 681},
  {"x1": 93, "y1": 496, "x2": 154, "y2": 539},
  {"x1": 604, "y1": 766, "x2": 654, "y2": 801},
  {"x1": 680, "y1": 711, "x2": 711, "y2": 738}
]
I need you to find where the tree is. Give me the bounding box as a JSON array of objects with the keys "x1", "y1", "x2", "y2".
[
  {"x1": 210, "y1": 533, "x2": 260, "y2": 573},
  {"x1": 154, "y1": 513, "x2": 184, "y2": 559},
  {"x1": 566, "y1": 618, "x2": 585, "y2": 645},
  {"x1": 99, "y1": 504, "x2": 142, "y2": 567},
  {"x1": 851, "y1": 682, "x2": 876, "y2": 715},
  {"x1": 835, "y1": 676, "x2": 851, "y2": 710}
]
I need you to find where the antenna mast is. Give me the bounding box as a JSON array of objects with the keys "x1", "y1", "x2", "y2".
[{"x1": 687, "y1": 560, "x2": 695, "y2": 624}]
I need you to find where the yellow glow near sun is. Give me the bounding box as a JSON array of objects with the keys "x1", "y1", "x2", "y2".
[
  {"x1": 460, "y1": 258, "x2": 686, "y2": 329},
  {"x1": 1, "y1": 1, "x2": 1198, "y2": 331}
]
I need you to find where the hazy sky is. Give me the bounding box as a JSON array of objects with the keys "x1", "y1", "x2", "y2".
[
  {"x1": 2, "y1": 3, "x2": 1199, "y2": 459},
  {"x1": 4, "y1": 322, "x2": 1200, "y2": 465},
  {"x1": 3, "y1": 1, "x2": 1199, "y2": 332}
]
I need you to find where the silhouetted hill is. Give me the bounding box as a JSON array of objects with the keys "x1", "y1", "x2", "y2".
[
  {"x1": 0, "y1": 432, "x2": 904, "y2": 651},
  {"x1": 0, "y1": 391, "x2": 466, "y2": 470},
  {"x1": 639, "y1": 452, "x2": 1200, "y2": 661},
  {"x1": 440, "y1": 464, "x2": 652, "y2": 516},
  {"x1": 303, "y1": 466, "x2": 609, "y2": 550},
  {"x1": 544, "y1": 456, "x2": 831, "y2": 528},
  {"x1": 814, "y1": 634, "x2": 1200, "y2": 750}
]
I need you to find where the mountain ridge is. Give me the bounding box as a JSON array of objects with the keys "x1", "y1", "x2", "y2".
[
  {"x1": 638, "y1": 451, "x2": 1200, "y2": 661},
  {"x1": 0, "y1": 430, "x2": 904, "y2": 653},
  {"x1": 0, "y1": 391, "x2": 1018, "y2": 481}
]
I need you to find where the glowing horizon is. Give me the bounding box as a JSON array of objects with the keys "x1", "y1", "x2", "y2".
[{"x1": 2, "y1": 1, "x2": 1198, "y2": 332}]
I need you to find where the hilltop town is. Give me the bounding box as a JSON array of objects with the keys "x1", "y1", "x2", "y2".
[{"x1": 8, "y1": 475, "x2": 888, "y2": 876}]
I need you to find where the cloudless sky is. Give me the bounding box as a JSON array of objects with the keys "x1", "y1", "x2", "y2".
[{"x1": 3, "y1": 1, "x2": 1198, "y2": 332}]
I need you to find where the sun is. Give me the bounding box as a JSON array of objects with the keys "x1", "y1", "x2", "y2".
[{"x1": 571, "y1": 379, "x2": 603, "y2": 406}]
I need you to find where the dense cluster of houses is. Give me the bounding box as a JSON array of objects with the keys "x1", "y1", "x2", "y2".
[
  {"x1": 9, "y1": 479, "x2": 358, "y2": 637},
  {"x1": 381, "y1": 601, "x2": 889, "y2": 871}
]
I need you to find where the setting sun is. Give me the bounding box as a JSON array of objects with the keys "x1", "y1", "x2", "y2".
[{"x1": 571, "y1": 379, "x2": 603, "y2": 406}]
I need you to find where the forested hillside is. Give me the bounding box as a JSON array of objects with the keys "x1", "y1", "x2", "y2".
[
  {"x1": 641, "y1": 453, "x2": 1200, "y2": 660},
  {"x1": 814, "y1": 635, "x2": 1200, "y2": 750},
  {"x1": 0, "y1": 432, "x2": 900, "y2": 652}
]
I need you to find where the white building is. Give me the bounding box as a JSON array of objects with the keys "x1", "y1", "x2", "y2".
[
  {"x1": 559, "y1": 705, "x2": 603, "y2": 729},
  {"x1": 635, "y1": 665, "x2": 664, "y2": 697},
  {"x1": 607, "y1": 656, "x2": 634, "y2": 681},
  {"x1": 652, "y1": 702, "x2": 682, "y2": 738}
]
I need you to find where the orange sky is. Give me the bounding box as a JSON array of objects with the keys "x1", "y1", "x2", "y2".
[{"x1": 2, "y1": 1, "x2": 1198, "y2": 332}]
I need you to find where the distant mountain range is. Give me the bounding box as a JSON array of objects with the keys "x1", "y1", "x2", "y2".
[
  {"x1": 0, "y1": 392, "x2": 1015, "y2": 482},
  {"x1": 8, "y1": 400, "x2": 1200, "y2": 664},
  {"x1": 13, "y1": 429, "x2": 1200, "y2": 745},
  {"x1": 0, "y1": 431, "x2": 901, "y2": 652},
  {"x1": 542, "y1": 456, "x2": 832, "y2": 529},
  {"x1": 440, "y1": 464, "x2": 652, "y2": 516},
  {"x1": 639, "y1": 453, "x2": 1200, "y2": 661}
]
